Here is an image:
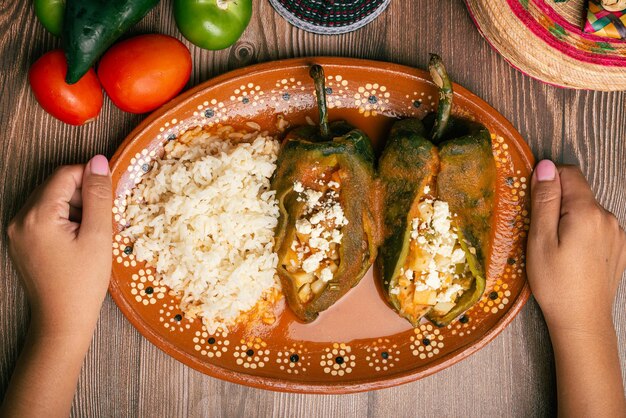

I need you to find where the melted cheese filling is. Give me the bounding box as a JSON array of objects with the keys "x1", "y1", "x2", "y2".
[
  {"x1": 391, "y1": 195, "x2": 472, "y2": 322},
  {"x1": 282, "y1": 170, "x2": 347, "y2": 303}
]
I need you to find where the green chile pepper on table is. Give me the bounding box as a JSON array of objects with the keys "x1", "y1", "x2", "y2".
[
  {"x1": 62, "y1": 0, "x2": 160, "y2": 84},
  {"x1": 377, "y1": 54, "x2": 496, "y2": 327},
  {"x1": 174, "y1": 0, "x2": 252, "y2": 50},
  {"x1": 271, "y1": 65, "x2": 380, "y2": 323}
]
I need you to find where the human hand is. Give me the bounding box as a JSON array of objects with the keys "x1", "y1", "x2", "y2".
[
  {"x1": 526, "y1": 160, "x2": 626, "y2": 333},
  {"x1": 7, "y1": 155, "x2": 113, "y2": 339}
]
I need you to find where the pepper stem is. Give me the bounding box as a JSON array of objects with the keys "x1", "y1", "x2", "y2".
[
  {"x1": 428, "y1": 54, "x2": 453, "y2": 144},
  {"x1": 310, "y1": 65, "x2": 330, "y2": 140}
]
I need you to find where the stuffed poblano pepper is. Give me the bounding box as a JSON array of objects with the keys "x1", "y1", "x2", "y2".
[
  {"x1": 378, "y1": 54, "x2": 496, "y2": 327},
  {"x1": 272, "y1": 65, "x2": 379, "y2": 323}
]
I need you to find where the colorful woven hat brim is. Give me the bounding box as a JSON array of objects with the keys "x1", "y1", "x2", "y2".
[
  {"x1": 269, "y1": 0, "x2": 391, "y2": 35},
  {"x1": 465, "y1": 0, "x2": 626, "y2": 91}
]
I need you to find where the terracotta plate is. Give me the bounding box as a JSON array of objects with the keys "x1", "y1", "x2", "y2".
[{"x1": 109, "y1": 57, "x2": 534, "y2": 393}]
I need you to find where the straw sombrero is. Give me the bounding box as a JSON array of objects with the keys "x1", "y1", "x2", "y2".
[
  {"x1": 465, "y1": 0, "x2": 626, "y2": 90},
  {"x1": 269, "y1": 0, "x2": 391, "y2": 35}
]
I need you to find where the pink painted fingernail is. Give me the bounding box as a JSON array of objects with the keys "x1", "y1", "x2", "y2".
[
  {"x1": 535, "y1": 159, "x2": 556, "y2": 182},
  {"x1": 90, "y1": 155, "x2": 110, "y2": 176}
]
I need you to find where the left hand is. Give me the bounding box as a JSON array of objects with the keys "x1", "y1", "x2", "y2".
[{"x1": 7, "y1": 155, "x2": 113, "y2": 338}]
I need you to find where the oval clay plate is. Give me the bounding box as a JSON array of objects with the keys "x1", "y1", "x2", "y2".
[{"x1": 110, "y1": 57, "x2": 534, "y2": 393}]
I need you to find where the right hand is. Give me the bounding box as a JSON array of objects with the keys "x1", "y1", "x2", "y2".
[{"x1": 526, "y1": 160, "x2": 626, "y2": 332}]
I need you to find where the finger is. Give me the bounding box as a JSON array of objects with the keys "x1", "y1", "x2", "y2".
[
  {"x1": 13, "y1": 165, "x2": 86, "y2": 225},
  {"x1": 37, "y1": 165, "x2": 85, "y2": 208},
  {"x1": 558, "y1": 166, "x2": 596, "y2": 216},
  {"x1": 69, "y1": 205, "x2": 82, "y2": 223},
  {"x1": 605, "y1": 212, "x2": 626, "y2": 274},
  {"x1": 62, "y1": 220, "x2": 81, "y2": 236},
  {"x1": 78, "y1": 155, "x2": 112, "y2": 241},
  {"x1": 70, "y1": 188, "x2": 83, "y2": 208},
  {"x1": 529, "y1": 159, "x2": 562, "y2": 247},
  {"x1": 620, "y1": 228, "x2": 626, "y2": 274}
]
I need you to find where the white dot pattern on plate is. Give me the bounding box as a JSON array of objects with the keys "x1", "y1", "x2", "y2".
[
  {"x1": 233, "y1": 338, "x2": 270, "y2": 369},
  {"x1": 409, "y1": 325, "x2": 445, "y2": 360},
  {"x1": 365, "y1": 339, "x2": 400, "y2": 372},
  {"x1": 276, "y1": 344, "x2": 310, "y2": 374},
  {"x1": 319, "y1": 343, "x2": 356, "y2": 377}
]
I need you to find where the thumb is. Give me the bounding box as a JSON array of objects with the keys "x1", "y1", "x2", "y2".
[
  {"x1": 79, "y1": 155, "x2": 112, "y2": 241},
  {"x1": 529, "y1": 159, "x2": 562, "y2": 248}
]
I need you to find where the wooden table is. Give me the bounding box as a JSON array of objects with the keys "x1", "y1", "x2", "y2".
[{"x1": 1, "y1": 1, "x2": 624, "y2": 416}]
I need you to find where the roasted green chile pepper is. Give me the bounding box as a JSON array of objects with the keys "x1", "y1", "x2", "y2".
[
  {"x1": 62, "y1": 0, "x2": 160, "y2": 83},
  {"x1": 378, "y1": 54, "x2": 496, "y2": 327},
  {"x1": 378, "y1": 119, "x2": 439, "y2": 324},
  {"x1": 427, "y1": 130, "x2": 495, "y2": 326},
  {"x1": 272, "y1": 65, "x2": 379, "y2": 322}
]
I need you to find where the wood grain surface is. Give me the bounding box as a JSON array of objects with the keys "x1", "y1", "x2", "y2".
[{"x1": 0, "y1": 1, "x2": 624, "y2": 417}]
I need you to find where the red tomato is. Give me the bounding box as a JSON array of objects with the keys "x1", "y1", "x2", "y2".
[
  {"x1": 97, "y1": 34, "x2": 192, "y2": 114},
  {"x1": 29, "y1": 50, "x2": 103, "y2": 125}
]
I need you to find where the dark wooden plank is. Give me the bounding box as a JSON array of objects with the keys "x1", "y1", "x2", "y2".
[{"x1": 0, "y1": 0, "x2": 623, "y2": 417}]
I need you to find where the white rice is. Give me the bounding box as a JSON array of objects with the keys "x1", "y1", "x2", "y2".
[{"x1": 121, "y1": 126, "x2": 281, "y2": 333}]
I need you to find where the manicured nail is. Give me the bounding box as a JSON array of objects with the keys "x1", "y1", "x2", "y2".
[
  {"x1": 535, "y1": 159, "x2": 556, "y2": 182},
  {"x1": 90, "y1": 155, "x2": 110, "y2": 176}
]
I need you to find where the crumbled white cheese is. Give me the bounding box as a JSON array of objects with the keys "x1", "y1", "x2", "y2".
[
  {"x1": 390, "y1": 287, "x2": 401, "y2": 295},
  {"x1": 304, "y1": 189, "x2": 323, "y2": 208},
  {"x1": 437, "y1": 241, "x2": 454, "y2": 258},
  {"x1": 401, "y1": 197, "x2": 471, "y2": 307},
  {"x1": 451, "y1": 248, "x2": 466, "y2": 264},
  {"x1": 415, "y1": 282, "x2": 429, "y2": 291},
  {"x1": 309, "y1": 236, "x2": 330, "y2": 252},
  {"x1": 436, "y1": 283, "x2": 463, "y2": 303},
  {"x1": 302, "y1": 252, "x2": 324, "y2": 273},
  {"x1": 295, "y1": 219, "x2": 312, "y2": 235},
  {"x1": 288, "y1": 177, "x2": 349, "y2": 284},
  {"x1": 418, "y1": 200, "x2": 434, "y2": 224},
  {"x1": 431, "y1": 200, "x2": 451, "y2": 234},
  {"x1": 310, "y1": 223, "x2": 323, "y2": 238},
  {"x1": 320, "y1": 267, "x2": 333, "y2": 282},
  {"x1": 425, "y1": 266, "x2": 441, "y2": 289},
  {"x1": 423, "y1": 185, "x2": 431, "y2": 194},
  {"x1": 329, "y1": 204, "x2": 347, "y2": 225},
  {"x1": 309, "y1": 211, "x2": 324, "y2": 225}
]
